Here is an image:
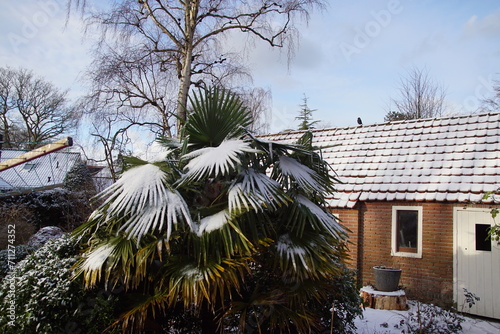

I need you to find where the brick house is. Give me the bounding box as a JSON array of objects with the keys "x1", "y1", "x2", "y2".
[{"x1": 263, "y1": 112, "x2": 500, "y2": 319}]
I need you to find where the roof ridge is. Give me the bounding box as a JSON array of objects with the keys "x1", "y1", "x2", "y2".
[{"x1": 265, "y1": 111, "x2": 500, "y2": 137}]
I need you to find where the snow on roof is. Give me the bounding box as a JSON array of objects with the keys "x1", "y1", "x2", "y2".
[
  {"x1": 0, "y1": 149, "x2": 81, "y2": 195},
  {"x1": 261, "y1": 112, "x2": 500, "y2": 208}
]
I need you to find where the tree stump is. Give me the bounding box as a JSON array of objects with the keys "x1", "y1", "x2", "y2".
[{"x1": 360, "y1": 286, "x2": 407, "y2": 310}]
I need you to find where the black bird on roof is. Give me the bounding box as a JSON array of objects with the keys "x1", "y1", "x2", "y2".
[{"x1": 357, "y1": 117, "x2": 363, "y2": 126}]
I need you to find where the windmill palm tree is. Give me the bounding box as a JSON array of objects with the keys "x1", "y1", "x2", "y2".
[{"x1": 73, "y1": 87, "x2": 348, "y2": 333}]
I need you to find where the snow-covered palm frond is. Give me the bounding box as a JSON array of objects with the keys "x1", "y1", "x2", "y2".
[
  {"x1": 96, "y1": 164, "x2": 192, "y2": 240},
  {"x1": 276, "y1": 233, "x2": 310, "y2": 272},
  {"x1": 228, "y1": 183, "x2": 265, "y2": 213},
  {"x1": 228, "y1": 168, "x2": 289, "y2": 213},
  {"x1": 278, "y1": 156, "x2": 326, "y2": 193},
  {"x1": 275, "y1": 231, "x2": 344, "y2": 281},
  {"x1": 120, "y1": 189, "x2": 192, "y2": 240},
  {"x1": 99, "y1": 164, "x2": 167, "y2": 215},
  {"x1": 196, "y1": 210, "x2": 230, "y2": 236},
  {"x1": 296, "y1": 195, "x2": 344, "y2": 238},
  {"x1": 81, "y1": 243, "x2": 115, "y2": 272},
  {"x1": 181, "y1": 139, "x2": 260, "y2": 183},
  {"x1": 78, "y1": 243, "x2": 115, "y2": 287}
]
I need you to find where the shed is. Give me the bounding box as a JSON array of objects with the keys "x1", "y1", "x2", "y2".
[{"x1": 262, "y1": 112, "x2": 500, "y2": 319}]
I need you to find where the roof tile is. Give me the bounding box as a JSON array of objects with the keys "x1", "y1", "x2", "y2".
[{"x1": 261, "y1": 112, "x2": 500, "y2": 208}]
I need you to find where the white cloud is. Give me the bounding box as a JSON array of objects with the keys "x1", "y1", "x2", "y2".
[
  {"x1": 463, "y1": 10, "x2": 500, "y2": 38},
  {"x1": 1, "y1": 0, "x2": 498, "y2": 141},
  {"x1": 0, "y1": 0, "x2": 93, "y2": 99}
]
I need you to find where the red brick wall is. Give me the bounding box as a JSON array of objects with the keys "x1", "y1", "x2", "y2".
[
  {"x1": 333, "y1": 201, "x2": 499, "y2": 305},
  {"x1": 357, "y1": 201, "x2": 456, "y2": 305},
  {"x1": 331, "y1": 207, "x2": 360, "y2": 269}
]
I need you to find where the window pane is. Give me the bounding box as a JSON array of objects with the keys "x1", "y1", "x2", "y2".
[
  {"x1": 475, "y1": 224, "x2": 491, "y2": 251},
  {"x1": 22, "y1": 163, "x2": 36, "y2": 171},
  {"x1": 397, "y1": 210, "x2": 418, "y2": 250}
]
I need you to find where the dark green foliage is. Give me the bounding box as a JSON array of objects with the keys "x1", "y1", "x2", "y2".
[
  {"x1": 0, "y1": 244, "x2": 36, "y2": 279},
  {"x1": 296, "y1": 94, "x2": 319, "y2": 130},
  {"x1": 185, "y1": 87, "x2": 253, "y2": 148},
  {"x1": 0, "y1": 188, "x2": 93, "y2": 231},
  {"x1": 222, "y1": 246, "x2": 360, "y2": 333},
  {"x1": 317, "y1": 267, "x2": 363, "y2": 333},
  {"x1": 384, "y1": 110, "x2": 410, "y2": 122},
  {"x1": 0, "y1": 236, "x2": 118, "y2": 334},
  {"x1": 64, "y1": 160, "x2": 95, "y2": 192}
]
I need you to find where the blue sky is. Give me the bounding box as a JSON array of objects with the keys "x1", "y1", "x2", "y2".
[{"x1": 1, "y1": 0, "x2": 499, "y2": 135}]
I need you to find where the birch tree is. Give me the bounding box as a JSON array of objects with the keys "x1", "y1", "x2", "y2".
[{"x1": 69, "y1": 0, "x2": 323, "y2": 135}]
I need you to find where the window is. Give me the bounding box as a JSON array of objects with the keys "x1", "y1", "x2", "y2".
[
  {"x1": 475, "y1": 224, "x2": 491, "y2": 251},
  {"x1": 22, "y1": 163, "x2": 37, "y2": 172},
  {"x1": 392, "y1": 206, "x2": 423, "y2": 258}
]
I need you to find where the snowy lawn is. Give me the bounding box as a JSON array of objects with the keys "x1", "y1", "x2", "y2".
[{"x1": 353, "y1": 301, "x2": 500, "y2": 334}]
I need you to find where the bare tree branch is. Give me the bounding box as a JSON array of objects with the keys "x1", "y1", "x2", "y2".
[
  {"x1": 478, "y1": 79, "x2": 500, "y2": 113},
  {"x1": 0, "y1": 67, "x2": 79, "y2": 149},
  {"x1": 385, "y1": 67, "x2": 447, "y2": 122},
  {"x1": 68, "y1": 0, "x2": 323, "y2": 134}
]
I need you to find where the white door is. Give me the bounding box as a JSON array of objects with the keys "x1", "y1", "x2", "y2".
[{"x1": 455, "y1": 208, "x2": 500, "y2": 319}]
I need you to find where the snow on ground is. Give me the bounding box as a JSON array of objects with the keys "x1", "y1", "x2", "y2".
[{"x1": 354, "y1": 302, "x2": 500, "y2": 334}]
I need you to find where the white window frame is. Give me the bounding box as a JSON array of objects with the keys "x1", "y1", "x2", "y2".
[{"x1": 391, "y1": 206, "x2": 423, "y2": 258}]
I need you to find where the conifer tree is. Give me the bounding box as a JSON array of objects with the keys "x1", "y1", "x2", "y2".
[{"x1": 296, "y1": 94, "x2": 319, "y2": 130}]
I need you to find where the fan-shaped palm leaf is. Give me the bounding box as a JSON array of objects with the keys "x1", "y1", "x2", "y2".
[
  {"x1": 274, "y1": 230, "x2": 344, "y2": 282},
  {"x1": 76, "y1": 236, "x2": 138, "y2": 289},
  {"x1": 228, "y1": 168, "x2": 290, "y2": 213},
  {"x1": 276, "y1": 233, "x2": 311, "y2": 273},
  {"x1": 289, "y1": 194, "x2": 344, "y2": 238},
  {"x1": 277, "y1": 155, "x2": 328, "y2": 194},
  {"x1": 96, "y1": 164, "x2": 193, "y2": 241},
  {"x1": 180, "y1": 139, "x2": 260, "y2": 184},
  {"x1": 185, "y1": 87, "x2": 253, "y2": 148}
]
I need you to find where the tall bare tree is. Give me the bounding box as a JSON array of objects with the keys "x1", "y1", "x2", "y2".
[
  {"x1": 0, "y1": 67, "x2": 78, "y2": 149},
  {"x1": 84, "y1": 47, "x2": 178, "y2": 138},
  {"x1": 0, "y1": 67, "x2": 17, "y2": 147},
  {"x1": 69, "y1": 0, "x2": 323, "y2": 134},
  {"x1": 478, "y1": 79, "x2": 500, "y2": 113},
  {"x1": 235, "y1": 86, "x2": 272, "y2": 133},
  {"x1": 385, "y1": 67, "x2": 447, "y2": 122}
]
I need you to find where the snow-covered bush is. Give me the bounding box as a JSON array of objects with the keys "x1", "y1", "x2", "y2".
[
  {"x1": 0, "y1": 236, "x2": 117, "y2": 334},
  {"x1": 0, "y1": 244, "x2": 36, "y2": 279},
  {"x1": 398, "y1": 301, "x2": 464, "y2": 334},
  {"x1": 64, "y1": 159, "x2": 96, "y2": 193},
  {"x1": 0, "y1": 188, "x2": 93, "y2": 231}
]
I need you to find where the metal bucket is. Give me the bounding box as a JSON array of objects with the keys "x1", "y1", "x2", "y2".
[{"x1": 373, "y1": 266, "x2": 402, "y2": 292}]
